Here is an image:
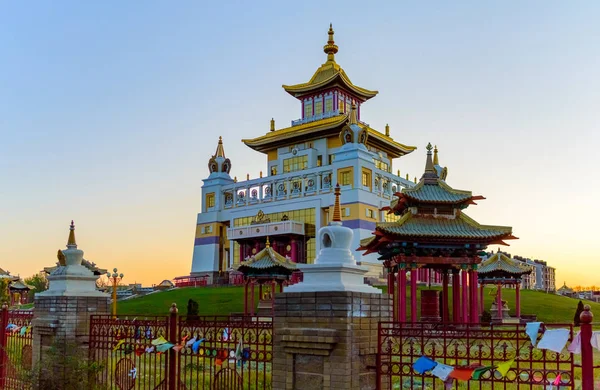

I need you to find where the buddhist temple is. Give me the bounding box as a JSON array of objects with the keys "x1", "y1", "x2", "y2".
[
  {"x1": 478, "y1": 251, "x2": 532, "y2": 322},
  {"x1": 187, "y1": 25, "x2": 418, "y2": 285},
  {"x1": 358, "y1": 143, "x2": 517, "y2": 324},
  {"x1": 0, "y1": 268, "x2": 32, "y2": 306},
  {"x1": 236, "y1": 237, "x2": 297, "y2": 315}
]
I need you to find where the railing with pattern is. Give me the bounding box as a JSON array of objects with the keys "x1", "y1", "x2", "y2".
[
  {"x1": 377, "y1": 321, "x2": 577, "y2": 390},
  {"x1": 0, "y1": 307, "x2": 34, "y2": 389},
  {"x1": 88, "y1": 308, "x2": 273, "y2": 390}
]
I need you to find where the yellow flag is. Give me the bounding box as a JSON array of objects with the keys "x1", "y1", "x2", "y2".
[
  {"x1": 112, "y1": 339, "x2": 125, "y2": 352},
  {"x1": 496, "y1": 359, "x2": 514, "y2": 378}
]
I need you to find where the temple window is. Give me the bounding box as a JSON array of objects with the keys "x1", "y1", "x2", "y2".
[
  {"x1": 361, "y1": 169, "x2": 371, "y2": 187},
  {"x1": 270, "y1": 166, "x2": 277, "y2": 176},
  {"x1": 366, "y1": 209, "x2": 375, "y2": 219},
  {"x1": 343, "y1": 207, "x2": 351, "y2": 217},
  {"x1": 373, "y1": 159, "x2": 390, "y2": 172},
  {"x1": 304, "y1": 99, "x2": 313, "y2": 118},
  {"x1": 328, "y1": 155, "x2": 335, "y2": 165},
  {"x1": 317, "y1": 155, "x2": 322, "y2": 167},
  {"x1": 338, "y1": 168, "x2": 353, "y2": 187},
  {"x1": 283, "y1": 155, "x2": 308, "y2": 173},
  {"x1": 314, "y1": 99, "x2": 323, "y2": 115},
  {"x1": 325, "y1": 97, "x2": 333, "y2": 112},
  {"x1": 206, "y1": 193, "x2": 215, "y2": 208},
  {"x1": 338, "y1": 98, "x2": 345, "y2": 112}
]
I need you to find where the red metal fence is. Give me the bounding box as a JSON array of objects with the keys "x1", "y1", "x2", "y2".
[
  {"x1": 377, "y1": 313, "x2": 598, "y2": 389},
  {"x1": 0, "y1": 307, "x2": 34, "y2": 389},
  {"x1": 89, "y1": 306, "x2": 272, "y2": 390}
]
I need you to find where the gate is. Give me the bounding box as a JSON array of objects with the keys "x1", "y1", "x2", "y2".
[
  {"x1": 0, "y1": 307, "x2": 34, "y2": 389},
  {"x1": 89, "y1": 306, "x2": 272, "y2": 389},
  {"x1": 377, "y1": 321, "x2": 577, "y2": 389}
]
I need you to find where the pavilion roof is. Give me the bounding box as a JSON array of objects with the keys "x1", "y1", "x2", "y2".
[
  {"x1": 236, "y1": 243, "x2": 297, "y2": 276},
  {"x1": 478, "y1": 252, "x2": 533, "y2": 276},
  {"x1": 9, "y1": 279, "x2": 33, "y2": 290},
  {"x1": 402, "y1": 180, "x2": 474, "y2": 204}
]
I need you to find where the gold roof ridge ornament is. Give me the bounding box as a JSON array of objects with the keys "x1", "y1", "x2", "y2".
[
  {"x1": 348, "y1": 103, "x2": 358, "y2": 125},
  {"x1": 265, "y1": 236, "x2": 270, "y2": 248},
  {"x1": 433, "y1": 145, "x2": 439, "y2": 165},
  {"x1": 215, "y1": 136, "x2": 225, "y2": 158},
  {"x1": 324, "y1": 23, "x2": 338, "y2": 63}
]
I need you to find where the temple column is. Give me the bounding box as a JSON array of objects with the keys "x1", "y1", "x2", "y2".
[
  {"x1": 479, "y1": 283, "x2": 485, "y2": 314},
  {"x1": 279, "y1": 281, "x2": 283, "y2": 293},
  {"x1": 250, "y1": 280, "x2": 255, "y2": 316},
  {"x1": 452, "y1": 269, "x2": 460, "y2": 323},
  {"x1": 291, "y1": 239, "x2": 298, "y2": 263},
  {"x1": 244, "y1": 280, "x2": 248, "y2": 315},
  {"x1": 469, "y1": 266, "x2": 479, "y2": 324},
  {"x1": 496, "y1": 282, "x2": 503, "y2": 320},
  {"x1": 410, "y1": 265, "x2": 418, "y2": 322},
  {"x1": 516, "y1": 282, "x2": 521, "y2": 318},
  {"x1": 442, "y1": 270, "x2": 449, "y2": 324},
  {"x1": 461, "y1": 266, "x2": 468, "y2": 323},
  {"x1": 396, "y1": 265, "x2": 407, "y2": 322}
]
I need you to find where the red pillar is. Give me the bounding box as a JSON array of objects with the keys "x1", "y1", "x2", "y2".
[
  {"x1": 291, "y1": 239, "x2": 298, "y2": 263},
  {"x1": 279, "y1": 281, "x2": 283, "y2": 293},
  {"x1": 410, "y1": 266, "x2": 418, "y2": 323},
  {"x1": 469, "y1": 268, "x2": 479, "y2": 324},
  {"x1": 515, "y1": 282, "x2": 521, "y2": 318},
  {"x1": 389, "y1": 268, "x2": 396, "y2": 320},
  {"x1": 442, "y1": 270, "x2": 449, "y2": 324},
  {"x1": 580, "y1": 305, "x2": 594, "y2": 390},
  {"x1": 496, "y1": 283, "x2": 503, "y2": 320},
  {"x1": 395, "y1": 269, "x2": 401, "y2": 322},
  {"x1": 397, "y1": 265, "x2": 407, "y2": 322},
  {"x1": 461, "y1": 267, "x2": 469, "y2": 323},
  {"x1": 250, "y1": 280, "x2": 255, "y2": 316},
  {"x1": 452, "y1": 270, "x2": 460, "y2": 323},
  {"x1": 244, "y1": 280, "x2": 248, "y2": 315},
  {"x1": 479, "y1": 283, "x2": 485, "y2": 314},
  {"x1": 0, "y1": 304, "x2": 8, "y2": 389}
]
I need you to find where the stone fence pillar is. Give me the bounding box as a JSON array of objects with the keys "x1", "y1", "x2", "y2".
[{"x1": 272, "y1": 291, "x2": 392, "y2": 390}]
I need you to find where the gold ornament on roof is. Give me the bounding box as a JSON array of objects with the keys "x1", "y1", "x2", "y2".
[
  {"x1": 323, "y1": 23, "x2": 338, "y2": 62},
  {"x1": 270, "y1": 118, "x2": 275, "y2": 132},
  {"x1": 67, "y1": 220, "x2": 77, "y2": 247},
  {"x1": 433, "y1": 145, "x2": 439, "y2": 165},
  {"x1": 57, "y1": 249, "x2": 66, "y2": 266},
  {"x1": 385, "y1": 124, "x2": 390, "y2": 137}
]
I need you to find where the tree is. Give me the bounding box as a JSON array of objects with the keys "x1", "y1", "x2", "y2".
[
  {"x1": 573, "y1": 300, "x2": 584, "y2": 326},
  {"x1": 0, "y1": 279, "x2": 9, "y2": 304},
  {"x1": 187, "y1": 299, "x2": 199, "y2": 321},
  {"x1": 24, "y1": 273, "x2": 48, "y2": 297}
]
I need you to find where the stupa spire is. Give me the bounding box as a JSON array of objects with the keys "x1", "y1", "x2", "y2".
[
  {"x1": 67, "y1": 220, "x2": 77, "y2": 248},
  {"x1": 421, "y1": 143, "x2": 439, "y2": 183},
  {"x1": 433, "y1": 145, "x2": 439, "y2": 165},
  {"x1": 265, "y1": 236, "x2": 270, "y2": 248},
  {"x1": 348, "y1": 103, "x2": 358, "y2": 125},
  {"x1": 215, "y1": 136, "x2": 225, "y2": 158},
  {"x1": 323, "y1": 23, "x2": 338, "y2": 62},
  {"x1": 332, "y1": 184, "x2": 342, "y2": 222}
]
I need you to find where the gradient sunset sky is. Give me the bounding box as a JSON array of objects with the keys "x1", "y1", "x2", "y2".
[{"x1": 1, "y1": 2, "x2": 598, "y2": 286}]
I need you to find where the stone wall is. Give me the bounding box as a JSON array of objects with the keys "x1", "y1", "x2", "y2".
[{"x1": 272, "y1": 291, "x2": 392, "y2": 390}]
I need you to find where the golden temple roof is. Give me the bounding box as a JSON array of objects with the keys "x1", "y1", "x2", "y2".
[
  {"x1": 242, "y1": 114, "x2": 416, "y2": 158},
  {"x1": 282, "y1": 25, "x2": 378, "y2": 101}
]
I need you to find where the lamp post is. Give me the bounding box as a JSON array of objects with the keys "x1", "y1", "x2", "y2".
[{"x1": 107, "y1": 268, "x2": 124, "y2": 317}]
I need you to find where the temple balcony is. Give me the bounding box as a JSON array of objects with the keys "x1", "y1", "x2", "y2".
[{"x1": 227, "y1": 220, "x2": 305, "y2": 241}]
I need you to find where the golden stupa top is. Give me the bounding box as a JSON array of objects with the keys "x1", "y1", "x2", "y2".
[
  {"x1": 215, "y1": 136, "x2": 225, "y2": 158},
  {"x1": 282, "y1": 25, "x2": 378, "y2": 101}
]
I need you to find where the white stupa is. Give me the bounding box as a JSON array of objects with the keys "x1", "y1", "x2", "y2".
[
  {"x1": 38, "y1": 221, "x2": 108, "y2": 297},
  {"x1": 285, "y1": 184, "x2": 381, "y2": 294}
]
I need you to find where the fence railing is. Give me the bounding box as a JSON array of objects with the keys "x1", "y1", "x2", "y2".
[
  {"x1": 89, "y1": 306, "x2": 273, "y2": 390},
  {"x1": 0, "y1": 306, "x2": 34, "y2": 389},
  {"x1": 377, "y1": 305, "x2": 597, "y2": 390}
]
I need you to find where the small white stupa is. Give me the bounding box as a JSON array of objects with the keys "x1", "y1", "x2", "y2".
[
  {"x1": 38, "y1": 221, "x2": 107, "y2": 297},
  {"x1": 285, "y1": 184, "x2": 381, "y2": 294}
]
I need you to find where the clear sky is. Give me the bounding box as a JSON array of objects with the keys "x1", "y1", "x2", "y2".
[{"x1": 1, "y1": 1, "x2": 598, "y2": 287}]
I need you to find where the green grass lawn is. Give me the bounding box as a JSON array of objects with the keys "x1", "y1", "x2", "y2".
[{"x1": 117, "y1": 285, "x2": 600, "y2": 323}]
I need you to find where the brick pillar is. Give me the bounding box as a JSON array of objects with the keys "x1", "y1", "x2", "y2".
[{"x1": 272, "y1": 291, "x2": 392, "y2": 390}]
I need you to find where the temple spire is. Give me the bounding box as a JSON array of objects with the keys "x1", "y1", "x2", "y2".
[
  {"x1": 67, "y1": 220, "x2": 77, "y2": 248},
  {"x1": 215, "y1": 136, "x2": 225, "y2": 158},
  {"x1": 421, "y1": 143, "x2": 438, "y2": 183},
  {"x1": 332, "y1": 184, "x2": 342, "y2": 222},
  {"x1": 433, "y1": 145, "x2": 439, "y2": 165},
  {"x1": 323, "y1": 23, "x2": 338, "y2": 62},
  {"x1": 266, "y1": 236, "x2": 270, "y2": 248},
  {"x1": 348, "y1": 103, "x2": 358, "y2": 125}
]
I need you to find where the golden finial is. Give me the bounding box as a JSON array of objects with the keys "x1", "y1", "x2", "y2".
[
  {"x1": 414, "y1": 176, "x2": 417, "y2": 183},
  {"x1": 260, "y1": 171, "x2": 263, "y2": 178},
  {"x1": 247, "y1": 173, "x2": 250, "y2": 180},
  {"x1": 397, "y1": 169, "x2": 400, "y2": 176},
  {"x1": 433, "y1": 145, "x2": 439, "y2": 165},
  {"x1": 67, "y1": 220, "x2": 76, "y2": 248},
  {"x1": 265, "y1": 236, "x2": 270, "y2": 248},
  {"x1": 270, "y1": 118, "x2": 275, "y2": 132},
  {"x1": 406, "y1": 173, "x2": 409, "y2": 180},
  {"x1": 323, "y1": 23, "x2": 338, "y2": 62},
  {"x1": 215, "y1": 136, "x2": 225, "y2": 158},
  {"x1": 348, "y1": 103, "x2": 358, "y2": 125},
  {"x1": 332, "y1": 183, "x2": 342, "y2": 222},
  {"x1": 385, "y1": 124, "x2": 390, "y2": 137},
  {"x1": 234, "y1": 176, "x2": 237, "y2": 183}
]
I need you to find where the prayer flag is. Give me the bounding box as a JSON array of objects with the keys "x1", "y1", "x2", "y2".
[
  {"x1": 112, "y1": 339, "x2": 125, "y2": 352},
  {"x1": 591, "y1": 331, "x2": 600, "y2": 351},
  {"x1": 20, "y1": 326, "x2": 27, "y2": 336},
  {"x1": 471, "y1": 366, "x2": 494, "y2": 380},
  {"x1": 223, "y1": 328, "x2": 230, "y2": 341},
  {"x1": 553, "y1": 374, "x2": 561, "y2": 385},
  {"x1": 449, "y1": 367, "x2": 474, "y2": 381},
  {"x1": 496, "y1": 359, "x2": 514, "y2": 378},
  {"x1": 235, "y1": 339, "x2": 243, "y2": 361},
  {"x1": 431, "y1": 363, "x2": 454, "y2": 381},
  {"x1": 145, "y1": 346, "x2": 155, "y2": 353},
  {"x1": 156, "y1": 342, "x2": 175, "y2": 353},
  {"x1": 151, "y1": 336, "x2": 168, "y2": 346},
  {"x1": 412, "y1": 356, "x2": 437, "y2": 374},
  {"x1": 526, "y1": 322, "x2": 542, "y2": 347},
  {"x1": 186, "y1": 337, "x2": 197, "y2": 347},
  {"x1": 537, "y1": 329, "x2": 570, "y2": 353},
  {"x1": 567, "y1": 331, "x2": 581, "y2": 354},
  {"x1": 192, "y1": 338, "x2": 205, "y2": 354},
  {"x1": 129, "y1": 367, "x2": 137, "y2": 380}
]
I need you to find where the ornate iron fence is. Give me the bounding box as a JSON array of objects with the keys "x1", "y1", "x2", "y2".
[
  {"x1": 377, "y1": 321, "x2": 577, "y2": 389},
  {"x1": 89, "y1": 307, "x2": 273, "y2": 390},
  {"x1": 0, "y1": 307, "x2": 34, "y2": 389}
]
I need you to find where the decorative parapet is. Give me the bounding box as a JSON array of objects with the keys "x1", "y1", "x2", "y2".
[
  {"x1": 227, "y1": 220, "x2": 305, "y2": 240},
  {"x1": 279, "y1": 328, "x2": 338, "y2": 356}
]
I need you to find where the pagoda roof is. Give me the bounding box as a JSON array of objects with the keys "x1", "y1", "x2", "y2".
[
  {"x1": 9, "y1": 279, "x2": 33, "y2": 290},
  {"x1": 236, "y1": 242, "x2": 297, "y2": 277},
  {"x1": 402, "y1": 180, "x2": 474, "y2": 204},
  {"x1": 478, "y1": 252, "x2": 533, "y2": 277},
  {"x1": 282, "y1": 25, "x2": 377, "y2": 101},
  {"x1": 242, "y1": 114, "x2": 416, "y2": 158}
]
